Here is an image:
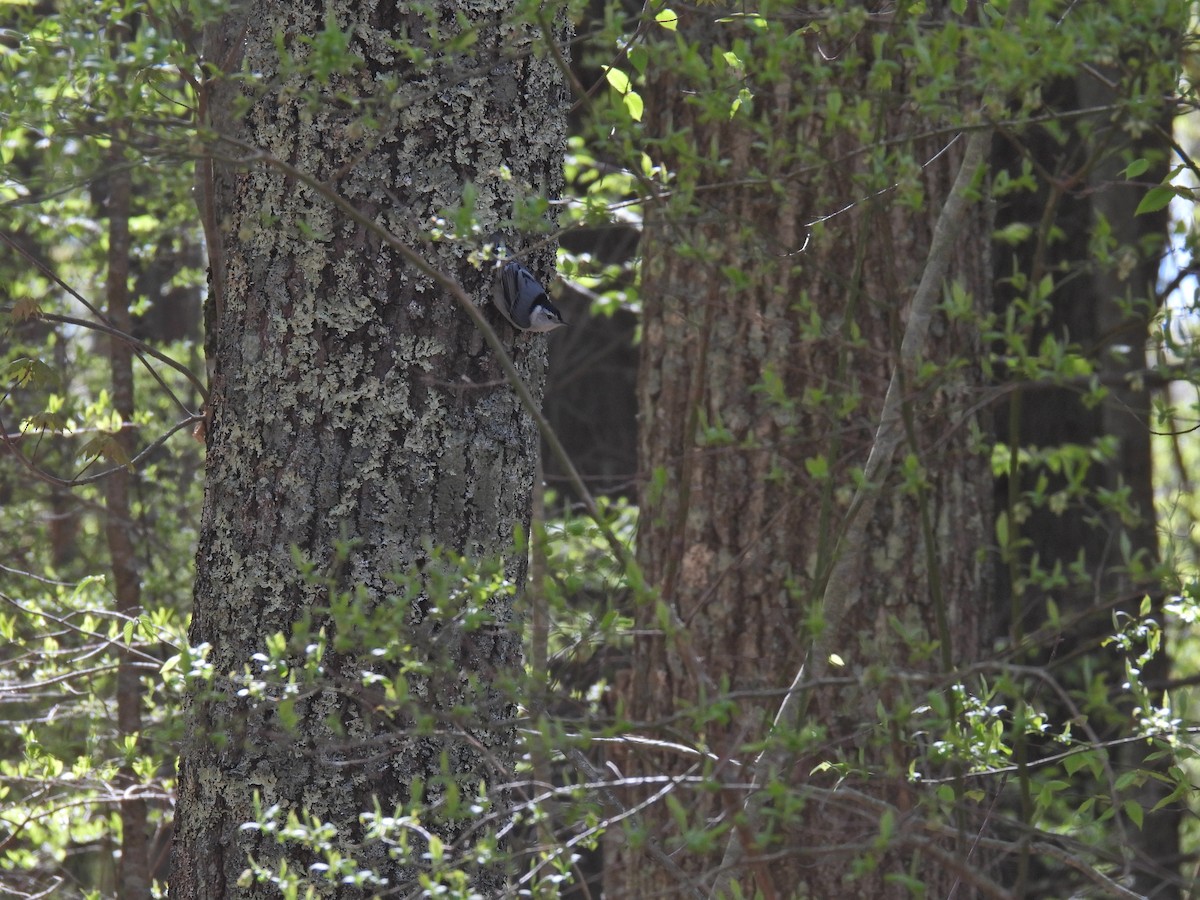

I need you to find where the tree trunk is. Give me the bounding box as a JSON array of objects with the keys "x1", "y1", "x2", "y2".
[
  {"x1": 992, "y1": 59, "x2": 1182, "y2": 897},
  {"x1": 170, "y1": 1, "x2": 568, "y2": 896},
  {"x1": 106, "y1": 136, "x2": 152, "y2": 900},
  {"x1": 608, "y1": 6, "x2": 991, "y2": 897}
]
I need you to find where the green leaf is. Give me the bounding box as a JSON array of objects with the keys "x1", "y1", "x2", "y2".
[
  {"x1": 1123, "y1": 799, "x2": 1144, "y2": 830},
  {"x1": 1123, "y1": 158, "x2": 1150, "y2": 179},
  {"x1": 655, "y1": 8, "x2": 678, "y2": 30},
  {"x1": 427, "y1": 833, "x2": 445, "y2": 862},
  {"x1": 628, "y1": 45, "x2": 648, "y2": 75},
  {"x1": 994, "y1": 222, "x2": 1032, "y2": 245},
  {"x1": 730, "y1": 87, "x2": 752, "y2": 119},
  {"x1": 1114, "y1": 770, "x2": 1141, "y2": 791},
  {"x1": 623, "y1": 90, "x2": 644, "y2": 121},
  {"x1": 1135, "y1": 184, "x2": 1176, "y2": 215},
  {"x1": 827, "y1": 89, "x2": 842, "y2": 118},
  {"x1": 878, "y1": 808, "x2": 895, "y2": 841},
  {"x1": 3, "y1": 357, "x2": 59, "y2": 389},
  {"x1": 603, "y1": 66, "x2": 631, "y2": 94},
  {"x1": 1062, "y1": 749, "x2": 1087, "y2": 776},
  {"x1": 805, "y1": 455, "x2": 829, "y2": 480}
]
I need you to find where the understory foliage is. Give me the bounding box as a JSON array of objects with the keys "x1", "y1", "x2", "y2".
[{"x1": 2, "y1": 0, "x2": 1200, "y2": 897}]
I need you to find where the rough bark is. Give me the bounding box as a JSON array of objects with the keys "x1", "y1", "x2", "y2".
[
  {"x1": 608, "y1": 6, "x2": 991, "y2": 898},
  {"x1": 170, "y1": 1, "x2": 567, "y2": 896}
]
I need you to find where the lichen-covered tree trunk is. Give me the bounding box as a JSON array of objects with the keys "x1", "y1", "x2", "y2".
[
  {"x1": 607, "y1": 6, "x2": 991, "y2": 897},
  {"x1": 170, "y1": 1, "x2": 567, "y2": 896}
]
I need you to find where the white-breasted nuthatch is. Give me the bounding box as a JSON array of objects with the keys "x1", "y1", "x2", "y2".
[{"x1": 493, "y1": 260, "x2": 567, "y2": 332}]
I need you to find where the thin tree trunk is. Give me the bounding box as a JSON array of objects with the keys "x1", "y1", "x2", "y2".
[{"x1": 106, "y1": 138, "x2": 152, "y2": 900}]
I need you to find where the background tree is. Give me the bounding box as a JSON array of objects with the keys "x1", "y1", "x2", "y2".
[
  {"x1": 601, "y1": 1, "x2": 1191, "y2": 897},
  {"x1": 990, "y1": 23, "x2": 1185, "y2": 891},
  {"x1": 607, "y1": 4, "x2": 992, "y2": 895}
]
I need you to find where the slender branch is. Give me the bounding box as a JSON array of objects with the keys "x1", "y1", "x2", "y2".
[
  {"x1": 0, "y1": 411, "x2": 202, "y2": 488},
  {"x1": 0, "y1": 591, "x2": 168, "y2": 665},
  {"x1": 35, "y1": 311, "x2": 208, "y2": 402},
  {"x1": 0, "y1": 233, "x2": 207, "y2": 409}
]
